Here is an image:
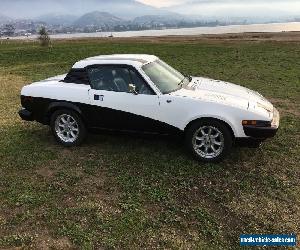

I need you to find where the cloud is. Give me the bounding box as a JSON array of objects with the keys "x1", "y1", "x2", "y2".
[
  {"x1": 137, "y1": 0, "x2": 186, "y2": 7},
  {"x1": 138, "y1": 0, "x2": 300, "y2": 12}
]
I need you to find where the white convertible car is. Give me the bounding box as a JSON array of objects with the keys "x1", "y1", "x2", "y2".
[{"x1": 19, "y1": 54, "x2": 280, "y2": 162}]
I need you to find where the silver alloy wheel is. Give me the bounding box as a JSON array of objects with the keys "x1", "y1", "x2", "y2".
[
  {"x1": 55, "y1": 114, "x2": 79, "y2": 143},
  {"x1": 192, "y1": 126, "x2": 225, "y2": 159}
]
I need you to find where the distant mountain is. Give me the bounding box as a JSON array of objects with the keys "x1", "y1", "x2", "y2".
[
  {"x1": 73, "y1": 11, "x2": 124, "y2": 28},
  {"x1": 0, "y1": 0, "x2": 172, "y2": 19},
  {"x1": 37, "y1": 14, "x2": 78, "y2": 26},
  {"x1": 134, "y1": 14, "x2": 193, "y2": 26},
  {"x1": 0, "y1": 14, "x2": 11, "y2": 24}
]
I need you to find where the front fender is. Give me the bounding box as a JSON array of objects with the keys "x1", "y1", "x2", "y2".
[{"x1": 183, "y1": 114, "x2": 240, "y2": 137}]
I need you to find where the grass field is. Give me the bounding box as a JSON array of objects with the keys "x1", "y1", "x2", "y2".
[{"x1": 0, "y1": 37, "x2": 299, "y2": 249}]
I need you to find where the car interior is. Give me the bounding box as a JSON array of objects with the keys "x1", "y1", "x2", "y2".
[{"x1": 88, "y1": 66, "x2": 153, "y2": 95}]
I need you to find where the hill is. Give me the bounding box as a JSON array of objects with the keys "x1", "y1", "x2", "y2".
[
  {"x1": 133, "y1": 14, "x2": 193, "y2": 26},
  {"x1": 0, "y1": 0, "x2": 171, "y2": 19},
  {"x1": 73, "y1": 11, "x2": 124, "y2": 28}
]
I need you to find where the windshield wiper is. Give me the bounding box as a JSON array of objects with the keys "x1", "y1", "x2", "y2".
[
  {"x1": 178, "y1": 79, "x2": 185, "y2": 87},
  {"x1": 178, "y1": 75, "x2": 192, "y2": 87}
]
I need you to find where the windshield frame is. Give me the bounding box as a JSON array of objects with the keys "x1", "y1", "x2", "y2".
[{"x1": 142, "y1": 59, "x2": 190, "y2": 94}]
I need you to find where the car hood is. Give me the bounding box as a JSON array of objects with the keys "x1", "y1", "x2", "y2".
[{"x1": 170, "y1": 77, "x2": 274, "y2": 114}]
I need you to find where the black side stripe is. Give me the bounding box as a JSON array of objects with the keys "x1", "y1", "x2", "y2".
[{"x1": 22, "y1": 96, "x2": 181, "y2": 135}]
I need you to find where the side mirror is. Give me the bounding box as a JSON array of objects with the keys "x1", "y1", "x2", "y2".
[{"x1": 129, "y1": 84, "x2": 138, "y2": 95}]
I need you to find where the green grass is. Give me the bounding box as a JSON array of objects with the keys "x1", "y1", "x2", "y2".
[{"x1": 0, "y1": 38, "x2": 299, "y2": 249}]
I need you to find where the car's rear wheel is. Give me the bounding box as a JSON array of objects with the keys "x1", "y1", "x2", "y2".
[
  {"x1": 185, "y1": 119, "x2": 233, "y2": 162},
  {"x1": 50, "y1": 109, "x2": 86, "y2": 147}
]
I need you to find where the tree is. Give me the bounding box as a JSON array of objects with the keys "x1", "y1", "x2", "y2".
[
  {"x1": 38, "y1": 27, "x2": 51, "y2": 47},
  {"x1": 3, "y1": 24, "x2": 15, "y2": 36}
]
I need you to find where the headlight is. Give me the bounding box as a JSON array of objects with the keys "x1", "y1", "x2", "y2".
[
  {"x1": 271, "y1": 108, "x2": 280, "y2": 128},
  {"x1": 257, "y1": 102, "x2": 273, "y2": 113}
]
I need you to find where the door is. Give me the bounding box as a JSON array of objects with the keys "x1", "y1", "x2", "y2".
[{"x1": 87, "y1": 65, "x2": 163, "y2": 133}]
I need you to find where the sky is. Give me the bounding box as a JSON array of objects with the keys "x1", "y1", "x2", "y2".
[{"x1": 137, "y1": 0, "x2": 300, "y2": 16}]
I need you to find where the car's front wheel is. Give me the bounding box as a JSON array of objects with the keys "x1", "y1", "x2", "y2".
[
  {"x1": 50, "y1": 109, "x2": 86, "y2": 147},
  {"x1": 185, "y1": 119, "x2": 233, "y2": 162}
]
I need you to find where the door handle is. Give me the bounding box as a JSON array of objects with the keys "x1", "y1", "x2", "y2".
[
  {"x1": 166, "y1": 100, "x2": 172, "y2": 103},
  {"x1": 94, "y1": 94, "x2": 104, "y2": 101}
]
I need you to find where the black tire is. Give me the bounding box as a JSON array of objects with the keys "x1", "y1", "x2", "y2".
[
  {"x1": 185, "y1": 119, "x2": 233, "y2": 163},
  {"x1": 50, "y1": 109, "x2": 87, "y2": 147}
]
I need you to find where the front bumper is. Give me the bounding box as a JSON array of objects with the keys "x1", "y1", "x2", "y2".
[
  {"x1": 243, "y1": 108, "x2": 280, "y2": 139},
  {"x1": 19, "y1": 108, "x2": 34, "y2": 121},
  {"x1": 243, "y1": 126, "x2": 278, "y2": 138}
]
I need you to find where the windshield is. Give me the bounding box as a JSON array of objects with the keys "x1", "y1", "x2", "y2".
[{"x1": 142, "y1": 60, "x2": 189, "y2": 94}]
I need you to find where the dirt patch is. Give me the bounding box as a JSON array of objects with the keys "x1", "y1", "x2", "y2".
[
  {"x1": 178, "y1": 185, "x2": 247, "y2": 232},
  {"x1": 34, "y1": 234, "x2": 73, "y2": 250},
  {"x1": 36, "y1": 167, "x2": 55, "y2": 178},
  {"x1": 269, "y1": 97, "x2": 300, "y2": 117},
  {"x1": 152, "y1": 227, "x2": 203, "y2": 249},
  {"x1": 0, "y1": 211, "x2": 6, "y2": 227},
  {"x1": 229, "y1": 194, "x2": 300, "y2": 234},
  {"x1": 77, "y1": 174, "x2": 121, "y2": 215}
]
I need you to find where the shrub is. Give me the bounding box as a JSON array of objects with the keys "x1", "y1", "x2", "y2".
[{"x1": 38, "y1": 27, "x2": 51, "y2": 47}]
